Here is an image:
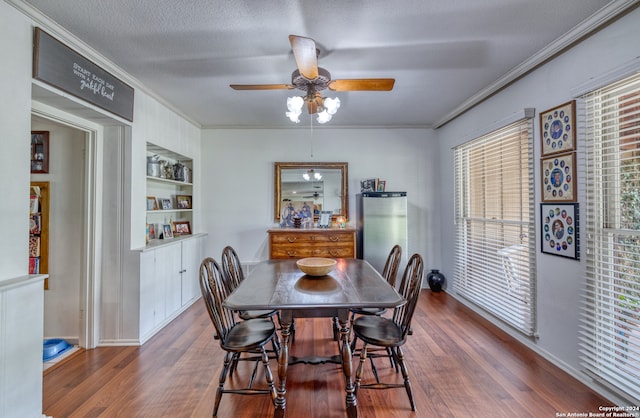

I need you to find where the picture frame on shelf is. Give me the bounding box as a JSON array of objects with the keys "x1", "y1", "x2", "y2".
[
  {"x1": 31, "y1": 131, "x2": 49, "y2": 173},
  {"x1": 173, "y1": 221, "x2": 191, "y2": 235},
  {"x1": 360, "y1": 178, "x2": 377, "y2": 192},
  {"x1": 159, "y1": 198, "x2": 172, "y2": 210},
  {"x1": 162, "y1": 224, "x2": 173, "y2": 239},
  {"x1": 541, "y1": 152, "x2": 576, "y2": 202},
  {"x1": 146, "y1": 196, "x2": 158, "y2": 210},
  {"x1": 377, "y1": 180, "x2": 386, "y2": 192},
  {"x1": 148, "y1": 223, "x2": 156, "y2": 240},
  {"x1": 176, "y1": 195, "x2": 192, "y2": 209},
  {"x1": 540, "y1": 100, "x2": 576, "y2": 156},
  {"x1": 541, "y1": 202, "x2": 579, "y2": 260},
  {"x1": 318, "y1": 211, "x2": 332, "y2": 228}
]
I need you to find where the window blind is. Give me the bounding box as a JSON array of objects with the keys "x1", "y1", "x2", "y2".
[
  {"x1": 453, "y1": 118, "x2": 536, "y2": 336},
  {"x1": 580, "y1": 71, "x2": 640, "y2": 403}
]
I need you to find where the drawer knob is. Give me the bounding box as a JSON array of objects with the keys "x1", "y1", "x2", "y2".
[
  {"x1": 329, "y1": 236, "x2": 339, "y2": 242},
  {"x1": 287, "y1": 236, "x2": 297, "y2": 243},
  {"x1": 329, "y1": 250, "x2": 339, "y2": 257},
  {"x1": 286, "y1": 250, "x2": 297, "y2": 256}
]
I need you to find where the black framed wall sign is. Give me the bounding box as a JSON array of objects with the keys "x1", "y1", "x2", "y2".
[{"x1": 33, "y1": 28, "x2": 134, "y2": 121}]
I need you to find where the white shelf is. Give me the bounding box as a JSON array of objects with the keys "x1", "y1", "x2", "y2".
[
  {"x1": 146, "y1": 209, "x2": 192, "y2": 214},
  {"x1": 146, "y1": 176, "x2": 192, "y2": 187}
]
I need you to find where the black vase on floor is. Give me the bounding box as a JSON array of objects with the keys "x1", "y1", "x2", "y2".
[{"x1": 427, "y1": 269, "x2": 445, "y2": 292}]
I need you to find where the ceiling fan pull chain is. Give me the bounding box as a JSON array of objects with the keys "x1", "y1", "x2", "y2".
[{"x1": 309, "y1": 113, "x2": 314, "y2": 158}]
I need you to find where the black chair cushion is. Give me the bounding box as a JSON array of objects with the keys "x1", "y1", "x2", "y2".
[
  {"x1": 222, "y1": 318, "x2": 276, "y2": 351},
  {"x1": 353, "y1": 315, "x2": 404, "y2": 347}
]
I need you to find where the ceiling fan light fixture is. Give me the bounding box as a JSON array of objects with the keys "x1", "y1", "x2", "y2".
[
  {"x1": 286, "y1": 96, "x2": 304, "y2": 122},
  {"x1": 324, "y1": 97, "x2": 341, "y2": 115},
  {"x1": 317, "y1": 110, "x2": 332, "y2": 124}
]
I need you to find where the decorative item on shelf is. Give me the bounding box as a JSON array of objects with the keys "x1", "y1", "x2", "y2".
[
  {"x1": 337, "y1": 216, "x2": 346, "y2": 228},
  {"x1": 160, "y1": 160, "x2": 173, "y2": 180},
  {"x1": 360, "y1": 178, "x2": 377, "y2": 192},
  {"x1": 159, "y1": 198, "x2": 172, "y2": 210},
  {"x1": 173, "y1": 161, "x2": 186, "y2": 182},
  {"x1": 173, "y1": 221, "x2": 191, "y2": 235},
  {"x1": 377, "y1": 180, "x2": 386, "y2": 192},
  {"x1": 318, "y1": 211, "x2": 332, "y2": 228},
  {"x1": 147, "y1": 154, "x2": 161, "y2": 177},
  {"x1": 176, "y1": 195, "x2": 192, "y2": 209},
  {"x1": 148, "y1": 223, "x2": 157, "y2": 240},
  {"x1": 161, "y1": 224, "x2": 173, "y2": 239},
  {"x1": 427, "y1": 269, "x2": 446, "y2": 292},
  {"x1": 146, "y1": 196, "x2": 158, "y2": 210},
  {"x1": 293, "y1": 217, "x2": 302, "y2": 229}
]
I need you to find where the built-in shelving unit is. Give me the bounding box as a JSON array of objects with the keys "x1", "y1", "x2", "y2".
[{"x1": 145, "y1": 142, "x2": 193, "y2": 242}]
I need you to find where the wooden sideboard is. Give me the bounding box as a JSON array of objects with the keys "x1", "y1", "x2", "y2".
[{"x1": 268, "y1": 228, "x2": 356, "y2": 259}]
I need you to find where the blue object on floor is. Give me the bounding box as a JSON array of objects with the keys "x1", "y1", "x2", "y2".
[{"x1": 43, "y1": 339, "x2": 72, "y2": 361}]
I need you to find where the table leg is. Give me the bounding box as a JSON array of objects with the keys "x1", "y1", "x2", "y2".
[
  {"x1": 337, "y1": 311, "x2": 358, "y2": 418},
  {"x1": 274, "y1": 310, "x2": 292, "y2": 418}
]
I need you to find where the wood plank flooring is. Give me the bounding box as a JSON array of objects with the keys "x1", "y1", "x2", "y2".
[{"x1": 43, "y1": 291, "x2": 611, "y2": 417}]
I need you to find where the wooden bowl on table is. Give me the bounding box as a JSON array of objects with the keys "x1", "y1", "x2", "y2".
[{"x1": 296, "y1": 257, "x2": 337, "y2": 276}]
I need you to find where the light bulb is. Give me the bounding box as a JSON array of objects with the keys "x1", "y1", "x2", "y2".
[
  {"x1": 287, "y1": 96, "x2": 304, "y2": 111},
  {"x1": 324, "y1": 97, "x2": 341, "y2": 115},
  {"x1": 317, "y1": 110, "x2": 331, "y2": 124}
]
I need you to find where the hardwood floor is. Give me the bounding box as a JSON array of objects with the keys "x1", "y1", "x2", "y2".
[{"x1": 43, "y1": 291, "x2": 611, "y2": 417}]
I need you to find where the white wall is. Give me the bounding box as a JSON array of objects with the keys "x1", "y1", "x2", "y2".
[
  {"x1": 435, "y1": 6, "x2": 640, "y2": 395},
  {"x1": 31, "y1": 119, "x2": 85, "y2": 340},
  {"x1": 200, "y1": 127, "x2": 442, "y2": 271},
  {"x1": 0, "y1": 2, "x2": 45, "y2": 417}
]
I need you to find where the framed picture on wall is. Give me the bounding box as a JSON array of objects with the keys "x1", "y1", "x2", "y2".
[
  {"x1": 31, "y1": 131, "x2": 49, "y2": 173},
  {"x1": 540, "y1": 203, "x2": 579, "y2": 260},
  {"x1": 540, "y1": 100, "x2": 576, "y2": 156},
  {"x1": 541, "y1": 152, "x2": 576, "y2": 202}
]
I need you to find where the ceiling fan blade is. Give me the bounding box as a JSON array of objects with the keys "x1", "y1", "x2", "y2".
[
  {"x1": 230, "y1": 84, "x2": 294, "y2": 90},
  {"x1": 328, "y1": 79, "x2": 395, "y2": 91},
  {"x1": 289, "y1": 35, "x2": 318, "y2": 80}
]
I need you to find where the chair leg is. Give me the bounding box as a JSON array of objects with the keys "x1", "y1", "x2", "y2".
[
  {"x1": 213, "y1": 351, "x2": 232, "y2": 417},
  {"x1": 394, "y1": 346, "x2": 416, "y2": 411},
  {"x1": 260, "y1": 347, "x2": 278, "y2": 406},
  {"x1": 354, "y1": 342, "x2": 368, "y2": 397}
]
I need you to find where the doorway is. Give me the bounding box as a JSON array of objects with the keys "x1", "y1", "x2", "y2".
[{"x1": 31, "y1": 114, "x2": 92, "y2": 350}]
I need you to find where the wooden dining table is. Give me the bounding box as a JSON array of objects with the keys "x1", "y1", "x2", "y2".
[{"x1": 223, "y1": 258, "x2": 405, "y2": 418}]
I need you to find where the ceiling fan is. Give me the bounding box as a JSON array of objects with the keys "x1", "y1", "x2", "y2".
[{"x1": 230, "y1": 35, "x2": 395, "y2": 121}]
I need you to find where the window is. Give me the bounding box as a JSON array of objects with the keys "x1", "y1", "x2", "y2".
[
  {"x1": 581, "y1": 71, "x2": 640, "y2": 403},
  {"x1": 453, "y1": 115, "x2": 536, "y2": 336}
]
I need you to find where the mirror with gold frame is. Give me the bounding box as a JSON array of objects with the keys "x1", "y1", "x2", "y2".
[{"x1": 274, "y1": 162, "x2": 348, "y2": 226}]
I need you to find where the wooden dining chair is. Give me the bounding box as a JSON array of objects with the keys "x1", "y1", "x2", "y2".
[
  {"x1": 221, "y1": 245, "x2": 295, "y2": 345},
  {"x1": 221, "y1": 246, "x2": 279, "y2": 321},
  {"x1": 352, "y1": 253, "x2": 424, "y2": 411},
  {"x1": 199, "y1": 257, "x2": 278, "y2": 417},
  {"x1": 348, "y1": 245, "x2": 402, "y2": 367}
]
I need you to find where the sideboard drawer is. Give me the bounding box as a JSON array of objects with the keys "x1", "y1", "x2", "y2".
[{"x1": 268, "y1": 229, "x2": 356, "y2": 259}]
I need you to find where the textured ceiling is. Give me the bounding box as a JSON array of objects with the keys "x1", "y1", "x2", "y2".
[{"x1": 18, "y1": 0, "x2": 623, "y2": 128}]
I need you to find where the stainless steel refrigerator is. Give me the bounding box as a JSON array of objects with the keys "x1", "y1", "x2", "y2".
[{"x1": 356, "y1": 192, "x2": 408, "y2": 274}]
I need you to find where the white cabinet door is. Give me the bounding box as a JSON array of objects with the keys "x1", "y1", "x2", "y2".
[
  {"x1": 155, "y1": 243, "x2": 182, "y2": 319},
  {"x1": 139, "y1": 249, "x2": 162, "y2": 339},
  {"x1": 181, "y1": 236, "x2": 203, "y2": 305}
]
